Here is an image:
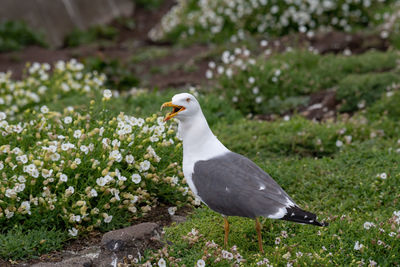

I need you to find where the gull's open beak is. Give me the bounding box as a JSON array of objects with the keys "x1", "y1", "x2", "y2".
[{"x1": 161, "y1": 101, "x2": 186, "y2": 121}]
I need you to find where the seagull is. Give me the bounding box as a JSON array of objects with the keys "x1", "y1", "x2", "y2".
[{"x1": 161, "y1": 93, "x2": 328, "y2": 252}]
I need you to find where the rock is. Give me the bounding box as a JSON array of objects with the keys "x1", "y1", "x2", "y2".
[
  {"x1": 30, "y1": 223, "x2": 161, "y2": 267},
  {"x1": 93, "y1": 222, "x2": 162, "y2": 267},
  {"x1": 31, "y1": 256, "x2": 93, "y2": 267},
  {"x1": 171, "y1": 215, "x2": 187, "y2": 224},
  {"x1": 31, "y1": 246, "x2": 101, "y2": 267}
]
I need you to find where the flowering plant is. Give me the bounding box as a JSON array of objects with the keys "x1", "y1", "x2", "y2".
[
  {"x1": 0, "y1": 59, "x2": 105, "y2": 119},
  {"x1": 150, "y1": 0, "x2": 394, "y2": 44},
  {"x1": 0, "y1": 62, "x2": 197, "y2": 237}
]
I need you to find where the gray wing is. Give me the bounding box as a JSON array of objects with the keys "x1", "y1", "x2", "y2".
[{"x1": 192, "y1": 152, "x2": 296, "y2": 219}]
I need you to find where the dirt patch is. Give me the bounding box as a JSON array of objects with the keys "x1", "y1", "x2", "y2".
[{"x1": 299, "y1": 89, "x2": 338, "y2": 121}]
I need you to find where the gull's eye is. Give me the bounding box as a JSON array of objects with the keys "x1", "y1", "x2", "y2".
[{"x1": 186, "y1": 98, "x2": 191, "y2": 102}]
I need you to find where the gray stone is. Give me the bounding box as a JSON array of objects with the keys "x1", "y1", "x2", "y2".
[
  {"x1": 0, "y1": 0, "x2": 134, "y2": 47},
  {"x1": 29, "y1": 223, "x2": 161, "y2": 267},
  {"x1": 31, "y1": 256, "x2": 92, "y2": 267},
  {"x1": 31, "y1": 246, "x2": 101, "y2": 267},
  {"x1": 93, "y1": 222, "x2": 162, "y2": 267},
  {"x1": 171, "y1": 215, "x2": 187, "y2": 224}
]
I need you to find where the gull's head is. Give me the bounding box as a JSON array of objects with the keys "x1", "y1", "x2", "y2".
[{"x1": 161, "y1": 93, "x2": 201, "y2": 122}]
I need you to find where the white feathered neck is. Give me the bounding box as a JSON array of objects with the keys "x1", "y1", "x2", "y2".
[
  {"x1": 178, "y1": 110, "x2": 229, "y2": 162},
  {"x1": 178, "y1": 108, "x2": 229, "y2": 196}
]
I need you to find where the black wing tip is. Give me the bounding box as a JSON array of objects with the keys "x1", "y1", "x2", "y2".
[{"x1": 282, "y1": 206, "x2": 328, "y2": 227}]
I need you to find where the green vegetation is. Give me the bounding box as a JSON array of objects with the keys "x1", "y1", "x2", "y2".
[
  {"x1": 131, "y1": 47, "x2": 170, "y2": 63},
  {"x1": 149, "y1": 0, "x2": 396, "y2": 44},
  {"x1": 134, "y1": 0, "x2": 164, "y2": 10},
  {"x1": 0, "y1": 20, "x2": 46, "y2": 52},
  {"x1": 0, "y1": 62, "x2": 195, "y2": 260},
  {"x1": 212, "y1": 49, "x2": 400, "y2": 115},
  {"x1": 64, "y1": 25, "x2": 119, "y2": 47},
  {"x1": 83, "y1": 57, "x2": 140, "y2": 91},
  {"x1": 0, "y1": 227, "x2": 67, "y2": 260},
  {"x1": 137, "y1": 101, "x2": 400, "y2": 266}
]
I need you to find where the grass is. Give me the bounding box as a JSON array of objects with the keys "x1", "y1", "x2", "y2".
[
  {"x1": 0, "y1": 227, "x2": 68, "y2": 260},
  {"x1": 147, "y1": 114, "x2": 400, "y2": 266}
]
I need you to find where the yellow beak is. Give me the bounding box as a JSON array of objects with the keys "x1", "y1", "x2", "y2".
[{"x1": 161, "y1": 101, "x2": 185, "y2": 121}]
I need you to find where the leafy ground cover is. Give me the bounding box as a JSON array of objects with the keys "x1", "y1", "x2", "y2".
[
  {"x1": 208, "y1": 48, "x2": 400, "y2": 115},
  {"x1": 0, "y1": 62, "x2": 198, "y2": 259},
  {"x1": 150, "y1": 0, "x2": 397, "y2": 44},
  {"x1": 0, "y1": 20, "x2": 46, "y2": 52},
  {"x1": 64, "y1": 25, "x2": 119, "y2": 47}
]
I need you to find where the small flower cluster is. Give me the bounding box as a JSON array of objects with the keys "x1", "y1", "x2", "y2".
[
  {"x1": 182, "y1": 228, "x2": 204, "y2": 245},
  {"x1": 130, "y1": 246, "x2": 183, "y2": 267},
  {"x1": 205, "y1": 46, "x2": 303, "y2": 115},
  {"x1": 206, "y1": 46, "x2": 271, "y2": 114},
  {"x1": 0, "y1": 100, "x2": 196, "y2": 236},
  {"x1": 150, "y1": 0, "x2": 394, "y2": 43},
  {"x1": 0, "y1": 60, "x2": 106, "y2": 119}
]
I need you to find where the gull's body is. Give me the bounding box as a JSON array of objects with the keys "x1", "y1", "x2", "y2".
[{"x1": 162, "y1": 93, "x2": 327, "y2": 252}]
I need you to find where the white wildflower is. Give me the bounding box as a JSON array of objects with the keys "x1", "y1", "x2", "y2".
[
  {"x1": 197, "y1": 259, "x2": 206, "y2": 267},
  {"x1": 64, "y1": 116, "x2": 72, "y2": 124},
  {"x1": 103, "y1": 89, "x2": 112, "y2": 99},
  {"x1": 131, "y1": 174, "x2": 141, "y2": 184},
  {"x1": 73, "y1": 130, "x2": 82, "y2": 139},
  {"x1": 378, "y1": 172, "x2": 387, "y2": 179},
  {"x1": 125, "y1": 154, "x2": 134, "y2": 164},
  {"x1": 158, "y1": 258, "x2": 166, "y2": 267},
  {"x1": 69, "y1": 227, "x2": 78, "y2": 237},
  {"x1": 363, "y1": 222, "x2": 375, "y2": 230},
  {"x1": 354, "y1": 241, "x2": 364, "y2": 250},
  {"x1": 40, "y1": 105, "x2": 49, "y2": 113},
  {"x1": 139, "y1": 160, "x2": 151, "y2": 171},
  {"x1": 104, "y1": 214, "x2": 113, "y2": 223},
  {"x1": 336, "y1": 140, "x2": 343, "y2": 147},
  {"x1": 168, "y1": 207, "x2": 177, "y2": 216},
  {"x1": 90, "y1": 188, "x2": 98, "y2": 197},
  {"x1": 205, "y1": 69, "x2": 213, "y2": 79}
]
